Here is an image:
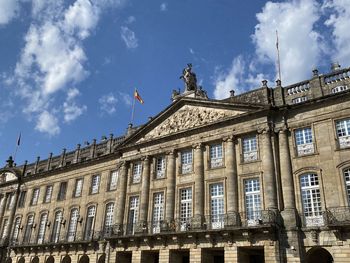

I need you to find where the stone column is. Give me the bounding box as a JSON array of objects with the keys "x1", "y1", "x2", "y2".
[
  {"x1": 261, "y1": 127, "x2": 278, "y2": 210},
  {"x1": 165, "y1": 151, "x2": 176, "y2": 223},
  {"x1": 139, "y1": 156, "x2": 151, "y2": 231},
  {"x1": 0, "y1": 193, "x2": 8, "y2": 225},
  {"x1": 193, "y1": 143, "x2": 204, "y2": 228},
  {"x1": 114, "y1": 162, "x2": 128, "y2": 234},
  {"x1": 225, "y1": 137, "x2": 239, "y2": 225}
]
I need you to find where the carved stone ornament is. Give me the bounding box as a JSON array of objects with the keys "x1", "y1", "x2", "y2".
[{"x1": 138, "y1": 105, "x2": 244, "y2": 142}]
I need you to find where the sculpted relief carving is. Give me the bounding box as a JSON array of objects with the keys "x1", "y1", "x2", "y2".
[{"x1": 138, "y1": 106, "x2": 244, "y2": 142}]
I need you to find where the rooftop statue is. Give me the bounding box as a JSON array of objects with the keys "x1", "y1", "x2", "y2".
[{"x1": 180, "y1": 63, "x2": 197, "y2": 91}]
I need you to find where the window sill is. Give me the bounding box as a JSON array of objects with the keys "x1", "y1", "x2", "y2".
[
  {"x1": 240, "y1": 159, "x2": 261, "y2": 165},
  {"x1": 293, "y1": 152, "x2": 319, "y2": 159},
  {"x1": 335, "y1": 146, "x2": 350, "y2": 152},
  {"x1": 154, "y1": 176, "x2": 166, "y2": 181},
  {"x1": 207, "y1": 165, "x2": 225, "y2": 171}
]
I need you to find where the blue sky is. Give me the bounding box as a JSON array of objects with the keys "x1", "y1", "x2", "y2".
[{"x1": 0, "y1": 0, "x2": 349, "y2": 166}]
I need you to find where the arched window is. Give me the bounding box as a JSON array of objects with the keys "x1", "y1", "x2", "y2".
[
  {"x1": 79, "y1": 255, "x2": 89, "y2": 263},
  {"x1": 343, "y1": 168, "x2": 350, "y2": 205},
  {"x1": 18, "y1": 257, "x2": 25, "y2": 263},
  {"x1": 104, "y1": 203, "x2": 114, "y2": 235},
  {"x1": 84, "y1": 206, "x2": 96, "y2": 240},
  {"x1": 23, "y1": 215, "x2": 34, "y2": 243},
  {"x1": 300, "y1": 173, "x2": 323, "y2": 226},
  {"x1": 31, "y1": 256, "x2": 39, "y2": 263},
  {"x1": 37, "y1": 213, "x2": 48, "y2": 244},
  {"x1": 51, "y1": 211, "x2": 63, "y2": 242},
  {"x1": 12, "y1": 217, "x2": 21, "y2": 242},
  {"x1": 61, "y1": 255, "x2": 71, "y2": 263},
  {"x1": 46, "y1": 256, "x2": 54, "y2": 263},
  {"x1": 67, "y1": 208, "x2": 79, "y2": 242}
]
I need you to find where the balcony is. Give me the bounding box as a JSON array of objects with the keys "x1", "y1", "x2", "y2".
[{"x1": 301, "y1": 207, "x2": 350, "y2": 228}]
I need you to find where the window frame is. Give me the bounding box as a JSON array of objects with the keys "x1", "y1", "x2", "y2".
[
  {"x1": 181, "y1": 149, "x2": 193, "y2": 174},
  {"x1": 90, "y1": 174, "x2": 101, "y2": 194},
  {"x1": 155, "y1": 156, "x2": 166, "y2": 179},
  {"x1": 244, "y1": 178, "x2": 262, "y2": 226},
  {"x1": 241, "y1": 135, "x2": 258, "y2": 163},
  {"x1": 73, "y1": 178, "x2": 84, "y2": 198},
  {"x1": 108, "y1": 170, "x2": 118, "y2": 191},
  {"x1": 293, "y1": 126, "x2": 315, "y2": 156},
  {"x1": 209, "y1": 182, "x2": 225, "y2": 229},
  {"x1": 43, "y1": 185, "x2": 53, "y2": 203},
  {"x1": 132, "y1": 162, "x2": 142, "y2": 184},
  {"x1": 209, "y1": 143, "x2": 224, "y2": 169},
  {"x1": 335, "y1": 118, "x2": 350, "y2": 149},
  {"x1": 179, "y1": 187, "x2": 193, "y2": 231},
  {"x1": 57, "y1": 182, "x2": 68, "y2": 201},
  {"x1": 30, "y1": 188, "x2": 40, "y2": 206}
]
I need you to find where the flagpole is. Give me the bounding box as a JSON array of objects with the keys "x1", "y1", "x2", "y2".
[
  {"x1": 130, "y1": 88, "x2": 136, "y2": 125},
  {"x1": 276, "y1": 30, "x2": 282, "y2": 82},
  {"x1": 13, "y1": 132, "x2": 21, "y2": 162}
]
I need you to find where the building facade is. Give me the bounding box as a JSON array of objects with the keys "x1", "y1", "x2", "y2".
[{"x1": 1, "y1": 64, "x2": 350, "y2": 263}]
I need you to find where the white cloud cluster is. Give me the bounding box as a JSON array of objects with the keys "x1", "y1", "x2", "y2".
[
  {"x1": 160, "y1": 3, "x2": 167, "y2": 12},
  {"x1": 5, "y1": 0, "x2": 122, "y2": 135},
  {"x1": 99, "y1": 93, "x2": 118, "y2": 115},
  {"x1": 214, "y1": 0, "x2": 350, "y2": 99},
  {"x1": 0, "y1": 0, "x2": 20, "y2": 25},
  {"x1": 120, "y1": 26, "x2": 138, "y2": 49}
]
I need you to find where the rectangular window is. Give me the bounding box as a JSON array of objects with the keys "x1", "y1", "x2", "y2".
[
  {"x1": 57, "y1": 182, "x2": 67, "y2": 201},
  {"x1": 331, "y1": 85, "x2": 348, "y2": 94},
  {"x1": 90, "y1": 175, "x2": 100, "y2": 194},
  {"x1": 7, "y1": 192, "x2": 15, "y2": 210},
  {"x1": 180, "y1": 188, "x2": 192, "y2": 231},
  {"x1": 152, "y1": 192, "x2": 164, "y2": 233},
  {"x1": 108, "y1": 170, "x2": 118, "y2": 190},
  {"x1": 1, "y1": 218, "x2": 8, "y2": 239},
  {"x1": 23, "y1": 215, "x2": 34, "y2": 243},
  {"x1": 18, "y1": 191, "x2": 27, "y2": 208},
  {"x1": 294, "y1": 127, "x2": 314, "y2": 156},
  {"x1": 300, "y1": 173, "x2": 323, "y2": 226},
  {"x1": 74, "y1": 178, "x2": 83, "y2": 197},
  {"x1": 210, "y1": 144, "x2": 223, "y2": 168},
  {"x1": 336, "y1": 119, "x2": 350, "y2": 149},
  {"x1": 44, "y1": 185, "x2": 53, "y2": 203},
  {"x1": 242, "y1": 136, "x2": 258, "y2": 162},
  {"x1": 37, "y1": 213, "x2": 48, "y2": 244},
  {"x1": 51, "y1": 211, "x2": 62, "y2": 243},
  {"x1": 181, "y1": 150, "x2": 193, "y2": 174},
  {"x1": 292, "y1": 96, "x2": 308, "y2": 104},
  {"x1": 104, "y1": 203, "x2": 114, "y2": 234},
  {"x1": 127, "y1": 196, "x2": 139, "y2": 235},
  {"x1": 30, "y1": 188, "x2": 40, "y2": 206},
  {"x1": 210, "y1": 183, "x2": 224, "y2": 229},
  {"x1": 244, "y1": 178, "x2": 261, "y2": 226},
  {"x1": 132, "y1": 162, "x2": 142, "y2": 183},
  {"x1": 12, "y1": 217, "x2": 21, "y2": 242},
  {"x1": 155, "y1": 156, "x2": 166, "y2": 178}
]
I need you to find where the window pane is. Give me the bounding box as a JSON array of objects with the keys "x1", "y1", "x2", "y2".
[
  {"x1": 210, "y1": 144, "x2": 223, "y2": 168},
  {"x1": 67, "y1": 209, "x2": 79, "y2": 241},
  {"x1": 181, "y1": 150, "x2": 193, "y2": 174},
  {"x1": 244, "y1": 179, "x2": 261, "y2": 225},
  {"x1": 132, "y1": 162, "x2": 142, "y2": 183},
  {"x1": 152, "y1": 192, "x2": 164, "y2": 233},
  {"x1": 180, "y1": 188, "x2": 192, "y2": 231},
  {"x1": 91, "y1": 175, "x2": 100, "y2": 194},
  {"x1": 31, "y1": 188, "x2": 40, "y2": 205},
  {"x1": 210, "y1": 183, "x2": 224, "y2": 229},
  {"x1": 74, "y1": 179, "x2": 83, "y2": 197},
  {"x1": 156, "y1": 157, "x2": 166, "y2": 178},
  {"x1": 242, "y1": 136, "x2": 258, "y2": 162},
  {"x1": 44, "y1": 186, "x2": 53, "y2": 203},
  {"x1": 109, "y1": 171, "x2": 118, "y2": 190}
]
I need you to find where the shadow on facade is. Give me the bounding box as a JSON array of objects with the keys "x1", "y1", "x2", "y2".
[
  {"x1": 238, "y1": 246, "x2": 264, "y2": 263},
  {"x1": 116, "y1": 251, "x2": 132, "y2": 263},
  {"x1": 141, "y1": 251, "x2": 159, "y2": 263},
  {"x1": 169, "y1": 249, "x2": 189, "y2": 263},
  {"x1": 306, "y1": 247, "x2": 333, "y2": 263},
  {"x1": 202, "y1": 248, "x2": 224, "y2": 263}
]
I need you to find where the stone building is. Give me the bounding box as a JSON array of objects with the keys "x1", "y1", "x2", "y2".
[{"x1": 1, "y1": 63, "x2": 350, "y2": 263}]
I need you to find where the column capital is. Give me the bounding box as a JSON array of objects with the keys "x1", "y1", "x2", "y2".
[
  {"x1": 141, "y1": 155, "x2": 150, "y2": 162},
  {"x1": 275, "y1": 125, "x2": 289, "y2": 134},
  {"x1": 223, "y1": 135, "x2": 237, "y2": 143},
  {"x1": 192, "y1": 142, "x2": 203, "y2": 150},
  {"x1": 117, "y1": 160, "x2": 128, "y2": 169},
  {"x1": 257, "y1": 124, "x2": 273, "y2": 135},
  {"x1": 166, "y1": 149, "x2": 176, "y2": 156}
]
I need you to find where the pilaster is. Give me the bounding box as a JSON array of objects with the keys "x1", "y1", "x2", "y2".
[
  {"x1": 139, "y1": 156, "x2": 151, "y2": 227},
  {"x1": 193, "y1": 143, "x2": 204, "y2": 229},
  {"x1": 165, "y1": 150, "x2": 176, "y2": 223},
  {"x1": 114, "y1": 162, "x2": 128, "y2": 234}
]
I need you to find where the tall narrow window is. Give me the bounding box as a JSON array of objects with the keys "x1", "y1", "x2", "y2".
[
  {"x1": 181, "y1": 150, "x2": 193, "y2": 174},
  {"x1": 84, "y1": 206, "x2": 96, "y2": 240},
  {"x1": 210, "y1": 144, "x2": 223, "y2": 168},
  {"x1": 51, "y1": 211, "x2": 62, "y2": 242},
  {"x1": 108, "y1": 171, "x2": 118, "y2": 190},
  {"x1": 127, "y1": 196, "x2": 139, "y2": 234},
  {"x1": 242, "y1": 136, "x2": 258, "y2": 162},
  {"x1": 7, "y1": 192, "x2": 15, "y2": 210},
  {"x1": 74, "y1": 178, "x2": 83, "y2": 197},
  {"x1": 44, "y1": 185, "x2": 53, "y2": 203},
  {"x1": 295, "y1": 127, "x2": 314, "y2": 156},
  {"x1": 12, "y1": 217, "x2": 21, "y2": 243},
  {"x1": 132, "y1": 162, "x2": 142, "y2": 183},
  {"x1": 155, "y1": 156, "x2": 166, "y2": 178},
  {"x1": 300, "y1": 173, "x2": 323, "y2": 226},
  {"x1": 67, "y1": 208, "x2": 79, "y2": 242},
  {"x1": 336, "y1": 119, "x2": 350, "y2": 149},
  {"x1": 344, "y1": 168, "x2": 350, "y2": 205},
  {"x1": 152, "y1": 192, "x2": 164, "y2": 233},
  {"x1": 1, "y1": 218, "x2": 8, "y2": 239},
  {"x1": 91, "y1": 175, "x2": 100, "y2": 194},
  {"x1": 37, "y1": 213, "x2": 48, "y2": 244},
  {"x1": 57, "y1": 182, "x2": 67, "y2": 201},
  {"x1": 30, "y1": 188, "x2": 40, "y2": 206},
  {"x1": 23, "y1": 215, "x2": 34, "y2": 243},
  {"x1": 104, "y1": 203, "x2": 114, "y2": 234},
  {"x1": 244, "y1": 178, "x2": 261, "y2": 226},
  {"x1": 210, "y1": 183, "x2": 224, "y2": 229},
  {"x1": 180, "y1": 188, "x2": 192, "y2": 231},
  {"x1": 18, "y1": 191, "x2": 27, "y2": 208}
]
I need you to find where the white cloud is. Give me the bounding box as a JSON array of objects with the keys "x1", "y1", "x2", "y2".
[
  {"x1": 189, "y1": 48, "x2": 195, "y2": 55},
  {"x1": 160, "y1": 3, "x2": 167, "y2": 12},
  {"x1": 63, "y1": 88, "x2": 87, "y2": 123},
  {"x1": 99, "y1": 93, "x2": 118, "y2": 115},
  {"x1": 120, "y1": 26, "x2": 138, "y2": 49},
  {"x1": 125, "y1": 15, "x2": 136, "y2": 24},
  {"x1": 323, "y1": 0, "x2": 350, "y2": 65},
  {"x1": 0, "y1": 0, "x2": 20, "y2": 25},
  {"x1": 35, "y1": 111, "x2": 60, "y2": 136},
  {"x1": 120, "y1": 92, "x2": 132, "y2": 106}
]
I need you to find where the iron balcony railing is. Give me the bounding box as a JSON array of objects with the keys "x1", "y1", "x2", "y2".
[{"x1": 302, "y1": 207, "x2": 350, "y2": 228}]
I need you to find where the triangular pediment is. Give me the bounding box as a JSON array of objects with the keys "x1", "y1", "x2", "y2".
[{"x1": 121, "y1": 98, "x2": 265, "y2": 147}]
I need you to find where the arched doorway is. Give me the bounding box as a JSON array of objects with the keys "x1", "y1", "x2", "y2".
[
  {"x1": 97, "y1": 254, "x2": 105, "y2": 263},
  {"x1": 31, "y1": 256, "x2": 39, "y2": 263},
  {"x1": 306, "y1": 247, "x2": 333, "y2": 263},
  {"x1": 18, "y1": 257, "x2": 25, "y2": 263},
  {"x1": 46, "y1": 256, "x2": 54, "y2": 263},
  {"x1": 61, "y1": 256, "x2": 71, "y2": 263},
  {"x1": 79, "y1": 255, "x2": 89, "y2": 263}
]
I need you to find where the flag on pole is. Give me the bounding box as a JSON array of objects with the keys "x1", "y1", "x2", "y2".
[
  {"x1": 134, "y1": 89, "x2": 144, "y2": 104},
  {"x1": 17, "y1": 132, "x2": 21, "y2": 146}
]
